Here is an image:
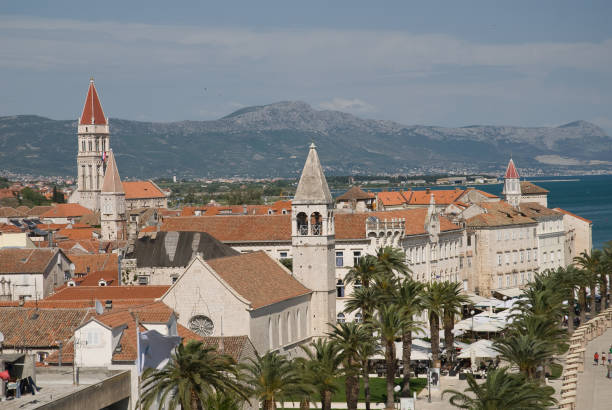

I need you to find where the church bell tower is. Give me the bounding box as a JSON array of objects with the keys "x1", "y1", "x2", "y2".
[
  {"x1": 291, "y1": 143, "x2": 336, "y2": 337},
  {"x1": 100, "y1": 150, "x2": 126, "y2": 241},
  {"x1": 502, "y1": 158, "x2": 521, "y2": 208},
  {"x1": 74, "y1": 78, "x2": 109, "y2": 211}
]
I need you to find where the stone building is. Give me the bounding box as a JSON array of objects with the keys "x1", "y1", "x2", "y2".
[
  {"x1": 335, "y1": 186, "x2": 375, "y2": 212},
  {"x1": 0, "y1": 248, "x2": 72, "y2": 301},
  {"x1": 122, "y1": 181, "x2": 168, "y2": 210},
  {"x1": 555, "y1": 208, "x2": 593, "y2": 265}
]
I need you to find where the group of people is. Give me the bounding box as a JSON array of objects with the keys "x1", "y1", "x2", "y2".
[{"x1": 593, "y1": 346, "x2": 612, "y2": 365}]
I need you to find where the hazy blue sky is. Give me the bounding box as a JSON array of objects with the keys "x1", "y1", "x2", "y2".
[{"x1": 2, "y1": 0, "x2": 611, "y2": 132}]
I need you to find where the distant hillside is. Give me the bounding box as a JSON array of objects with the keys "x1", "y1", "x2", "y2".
[{"x1": 1, "y1": 102, "x2": 611, "y2": 178}]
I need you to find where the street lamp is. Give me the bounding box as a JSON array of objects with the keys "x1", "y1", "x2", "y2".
[{"x1": 470, "y1": 309, "x2": 475, "y2": 340}]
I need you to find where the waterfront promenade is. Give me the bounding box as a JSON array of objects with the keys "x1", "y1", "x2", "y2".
[{"x1": 576, "y1": 327, "x2": 612, "y2": 409}]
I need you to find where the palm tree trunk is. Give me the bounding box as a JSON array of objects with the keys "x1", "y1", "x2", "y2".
[
  {"x1": 568, "y1": 296, "x2": 575, "y2": 334},
  {"x1": 401, "y1": 330, "x2": 412, "y2": 396},
  {"x1": 299, "y1": 398, "x2": 309, "y2": 410},
  {"x1": 363, "y1": 363, "x2": 371, "y2": 410},
  {"x1": 263, "y1": 399, "x2": 276, "y2": 410},
  {"x1": 322, "y1": 390, "x2": 332, "y2": 410},
  {"x1": 579, "y1": 287, "x2": 587, "y2": 324},
  {"x1": 385, "y1": 340, "x2": 396, "y2": 410},
  {"x1": 601, "y1": 275, "x2": 608, "y2": 310},
  {"x1": 444, "y1": 313, "x2": 455, "y2": 365},
  {"x1": 345, "y1": 369, "x2": 359, "y2": 410},
  {"x1": 191, "y1": 389, "x2": 200, "y2": 410},
  {"x1": 430, "y1": 315, "x2": 440, "y2": 366},
  {"x1": 590, "y1": 283, "x2": 597, "y2": 315}
]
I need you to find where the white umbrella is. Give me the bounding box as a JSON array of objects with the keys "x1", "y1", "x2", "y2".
[
  {"x1": 371, "y1": 341, "x2": 431, "y2": 361},
  {"x1": 457, "y1": 340, "x2": 498, "y2": 359}
]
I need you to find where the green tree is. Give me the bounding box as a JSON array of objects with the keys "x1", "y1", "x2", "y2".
[
  {"x1": 344, "y1": 254, "x2": 378, "y2": 289},
  {"x1": 422, "y1": 281, "x2": 446, "y2": 366},
  {"x1": 328, "y1": 322, "x2": 374, "y2": 410},
  {"x1": 493, "y1": 332, "x2": 557, "y2": 380},
  {"x1": 371, "y1": 304, "x2": 405, "y2": 410},
  {"x1": 443, "y1": 367, "x2": 556, "y2": 409},
  {"x1": 354, "y1": 330, "x2": 381, "y2": 410},
  {"x1": 243, "y1": 351, "x2": 301, "y2": 410},
  {"x1": 344, "y1": 286, "x2": 378, "y2": 322},
  {"x1": 395, "y1": 278, "x2": 424, "y2": 395},
  {"x1": 574, "y1": 250, "x2": 603, "y2": 315},
  {"x1": 441, "y1": 281, "x2": 470, "y2": 365},
  {"x1": 52, "y1": 186, "x2": 65, "y2": 203},
  {"x1": 139, "y1": 341, "x2": 247, "y2": 410},
  {"x1": 300, "y1": 339, "x2": 343, "y2": 410},
  {"x1": 373, "y1": 246, "x2": 410, "y2": 279}
]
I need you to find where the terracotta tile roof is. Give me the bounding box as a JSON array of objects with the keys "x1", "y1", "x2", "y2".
[
  {"x1": 206, "y1": 251, "x2": 311, "y2": 309},
  {"x1": 77, "y1": 270, "x2": 117, "y2": 286},
  {"x1": 520, "y1": 181, "x2": 549, "y2": 195},
  {"x1": 41, "y1": 204, "x2": 93, "y2": 219},
  {"x1": 122, "y1": 181, "x2": 165, "y2": 200},
  {"x1": 16, "y1": 206, "x2": 30, "y2": 214},
  {"x1": 56, "y1": 227, "x2": 98, "y2": 240},
  {"x1": 377, "y1": 191, "x2": 408, "y2": 206},
  {"x1": 336, "y1": 186, "x2": 375, "y2": 201},
  {"x1": 27, "y1": 206, "x2": 54, "y2": 217},
  {"x1": 180, "y1": 201, "x2": 292, "y2": 217},
  {"x1": 36, "y1": 223, "x2": 68, "y2": 231},
  {"x1": 0, "y1": 307, "x2": 90, "y2": 348},
  {"x1": 505, "y1": 159, "x2": 519, "y2": 179},
  {"x1": 178, "y1": 325, "x2": 205, "y2": 344},
  {"x1": 518, "y1": 202, "x2": 561, "y2": 220},
  {"x1": 407, "y1": 189, "x2": 465, "y2": 205},
  {"x1": 0, "y1": 223, "x2": 22, "y2": 233},
  {"x1": 56, "y1": 239, "x2": 105, "y2": 254},
  {"x1": 68, "y1": 253, "x2": 118, "y2": 275},
  {"x1": 70, "y1": 223, "x2": 92, "y2": 229},
  {"x1": 474, "y1": 189, "x2": 499, "y2": 199},
  {"x1": 44, "y1": 285, "x2": 169, "y2": 302},
  {"x1": 0, "y1": 248, "x2": 58, "y2": 273},
  {"x1": 80, "y1": 79, "x2": 107, "y2": 125},
  {"x1": 0, "y1": 207, "x2": 25, "y2": 217},
  {"x1": 163, "y1": 208, "x2": 460, "y2": 242},
  {"x1": 139, "y1": 225, "x2": 158, "y2": 233},
  {"x1": 78, "y1": 212, "x2": 101, "y2": 226},
  {"x1": 200, "y1": 335, "x2": 252, "y2": 361},
  {"x1": 162, "y1": 215, "x2": 292, "y2": 241},
  {"x1": 0, "y1": 188, "x2": 16, "y2": 199},
  {"x1": 466, "y1": 202, "x2": 536, "y2": 227},
  {"x1": 553, "y1": 208, "x2": 593, "y2": 224}
]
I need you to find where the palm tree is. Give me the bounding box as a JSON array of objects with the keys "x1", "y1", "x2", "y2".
[
  {"x1": 300, "y1": 339, "x2": 343, "y2": 410},
  {"x1": 139, "y1": 341, "x2": 248, "y2": 410},
  {"x1": 422, "y1": 281, "x2": 445, "y2": 366},
  {"x1": 493, "y1": 332, "x2": 557, "y2": 380},
  {"x1": 575, "y1": 250, "x2": 603, "y2": 315},
  {"x1": 443, "y1": 367, "x2": 556, "y2": 409},
  {"x1": 440, "y1": 281, "x2": 470, "y2": 365},
  {"x1": 371, "y1": 304, "x2": 405, "y2": 410},
  {"x1": 374, "y1": 246, "x2": 410, "y2": 279},
  {"x1": 344, "y1": 286, "x2": 378, "y2": 322},
  {"x1": 243, "y1": 351, "x2": 301, "y2": 410},
  {"x1": 355, "y1": 332, "x2": 381, "y2": 410},
  {"x1": 290, "y1": 357, "x2": 317, "y2": 410},
  {"x1": 345, "y1": 254, "x2": 378, "y2": 289},
  {"x1": 395, "y1": 278, "x2": 424, "y2": 396},
  {"x1": 328, "y1": 322, "x2": 374, "y2": 410},
  {"x1": 552, "y1": 266, "x2": 580, "y2": 333}
]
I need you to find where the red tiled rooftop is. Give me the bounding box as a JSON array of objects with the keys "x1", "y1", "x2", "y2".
[
  {"x1": 80, "y1": 79, "x2": 107, "y2": 125},
  {"x1": 553, "y1": 207, "x2": 593, "y2": 224},
  {"x1": 44, "y1": 285, "x2": 169, "y2": 302},
  {"x1": 122, "y1": 181, "x2": 165, "y2": 200},
  {"x1": 41, "y1": 204, "x2": 93, "y2": 219}
]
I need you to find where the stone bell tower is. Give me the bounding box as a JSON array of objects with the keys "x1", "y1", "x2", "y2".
[
  {"x1": 292, "y1": 143, "x2": 336, "y2": 337},
  {"x1": 73, "y1": 78, "x2": 109, "y2": 211},
  {"x1": 502, "y1": 158, "x2": 521, "y2": 208},
  {"x1": 100, "y1": 150, "x2": 126, "y2": 241}
]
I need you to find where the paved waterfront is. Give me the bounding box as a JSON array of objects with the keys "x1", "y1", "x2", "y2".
[{"x1": 576, "y1": 327, "x2": 612, "y2": 409}]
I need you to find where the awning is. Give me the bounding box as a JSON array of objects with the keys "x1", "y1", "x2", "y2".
[
  {"x1": 457, "y1": 340, "x2": 498, "y2": 359},
  {"x1": 465, "y1": 293, "x2": 489, "y2": 305},
  {"x1": 0, "y1": 353, "x2": 25, "y2": 363},
  {"x1": 494, "y1": 287, "x2": 523, "y2": 299}
]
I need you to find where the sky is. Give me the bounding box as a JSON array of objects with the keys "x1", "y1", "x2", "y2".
[{"x1": 1, "y1": 0, "x2": 612, "y2": 133}]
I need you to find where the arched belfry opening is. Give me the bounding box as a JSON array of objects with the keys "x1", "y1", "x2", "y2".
[
  {"x1": 297, "y1": 212, "x2": 308, "y2": 235},
  {"x1": 310, "y1": 212, "x2": 322, "y2": 235}
]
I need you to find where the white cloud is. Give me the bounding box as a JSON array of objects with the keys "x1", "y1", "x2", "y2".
[{"x1": 318, "y1": 98, "x2": 375, "y2": 113}]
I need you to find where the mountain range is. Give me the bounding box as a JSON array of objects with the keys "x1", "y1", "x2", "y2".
[{"x1": 1, "y1": 101, "x2": 611, "y2": 178}]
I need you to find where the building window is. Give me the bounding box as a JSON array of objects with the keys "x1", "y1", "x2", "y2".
[
  {"x1": 86, "y1": 330, "x2": 100, "y2": 346},
  {"x1": 337, "y1": 313, "x2": 346, "y2": 324},
  {"x1": 505, "y1": 253, "x2": 510, "y2": 265},
  {"x1": 336, "y1": 251, "x2": 344, "y2": 267},
  {"x1": 354, "y1": 280, "x2": 362, "y2": 290},
  {"x1": 460, "y1": 257, "x2": 464, "y2": 269},
  {"x1": 353, "y1": 251, "x2": 361, "y2": 267},
  {"x1": 467, "y1": 235, "x2": 471, "y2": 246},
  {"x1": 520, "y1": 251, "x2": 524, "y2": 263},
  {"x1": 498, "y1": 276, "x2": 503, "y2": 289},
  {"x1": 280, "y1": 251, "x2": 288, "y2": 259},
  {"x1": 506, "y1": 275, "x2": 511, "y2": 287},
  {"x1": 534, "y1": 251, "x2": 538, "y2": 261},
  {"x1": 521, "y1": 272, "x2": 525, "y2": 284},
  {"x1": 513, "y1": 252, "x2": 517, "y2": 264},
  {"x1": 543, "y1": 252, "x2": 547, "y2": 262},
  {"x1": 497, "y1": 231, "x2": 501, "y2": 241},
  {"x1": 138, "y1": 275, "x2": 149, "y2": 285},
  {"x1": 88, "y1": 140, "x2": 92, "y2": 151},
  {"x1": 336, "y1": 279, "x2": 345, "y2": 297},
  {"x1": 513, "y1": 273, "x2": 518, "y2": 286},
  {"x1": 497, "y1": 254, "x2": 502, "y2": 266},
  {"x1": 355, "y1": 312, "x2": 363, "y2": 323},
  {"x1": 527, "y1": 250, "x2": 531, "y2": 261}
]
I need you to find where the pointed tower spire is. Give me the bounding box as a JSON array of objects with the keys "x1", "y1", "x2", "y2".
[
  {"x1": 504, "y1": 158, "x2": 519, "y2": 179},
  {"x1": 293, "y1": 143, "x2": 332, "y2": 204},
  {"x1": 80, "y1": 78, "x2": 107, "y2": 125},
  {"x1": 101, "y1": 150, "x2": 123, "y2": 193}
]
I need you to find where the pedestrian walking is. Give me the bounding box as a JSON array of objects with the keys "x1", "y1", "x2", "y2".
[
  {"x1": 602, "y1": 352, "x2": 607, "y2": 365},
  {"x1": 595, "y1": 352, "x2": 599, "y2": 365}
]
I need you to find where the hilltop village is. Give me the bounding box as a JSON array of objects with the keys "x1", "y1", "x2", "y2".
[{"x1": 0, "y1": 80, "x2": 594, "y2": 408}]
